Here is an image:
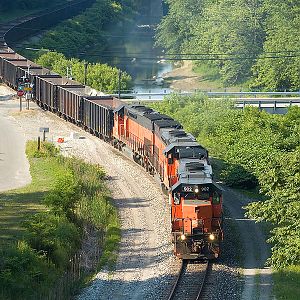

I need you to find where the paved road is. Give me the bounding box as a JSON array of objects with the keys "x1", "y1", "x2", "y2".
[{"x1": 0, "y1": 92, "x2": 31, "y2": 192}]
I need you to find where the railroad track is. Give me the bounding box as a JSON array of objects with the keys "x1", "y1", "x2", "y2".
[{"x1": 168, "y1": 260, "x2": 210, "y2": 300}]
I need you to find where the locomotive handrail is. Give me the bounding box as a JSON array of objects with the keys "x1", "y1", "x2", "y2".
[{"x1": 174, "y1": 216, "x2": 222, "y2": 235}]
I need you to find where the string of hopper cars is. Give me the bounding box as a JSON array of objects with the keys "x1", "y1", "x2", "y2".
[{"x1": 0, "y1": 12, "x2": 223, "y2": 260}]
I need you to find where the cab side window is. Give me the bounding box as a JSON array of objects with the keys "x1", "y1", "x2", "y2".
[
  {"x1": 212, "y1": 192, "x2": 221, "y2": 204},
  {"x1": 174, "y1": 193, "x2": 180, "y2": 205}
]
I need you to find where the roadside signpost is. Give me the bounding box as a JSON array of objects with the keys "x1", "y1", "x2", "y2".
[
  {"x1": 17, "y1": 76, "x2": 33, "y2": 111},
  {"x1": 39, "y1": 127, "x2": 49, "y2": 141},
  {"x1": 17, "y1": 90, "x2": 24, "y2": 111},
  {"x1": 17, "y1": 90, "x2": 24, "y2": 97}
]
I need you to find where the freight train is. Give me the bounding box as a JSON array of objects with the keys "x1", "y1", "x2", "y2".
[{"x1": 0, "y1": 15, "x2": 223, "y2": 260}]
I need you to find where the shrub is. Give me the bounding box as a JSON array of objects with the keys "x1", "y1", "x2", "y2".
[
  {"x1": 0, "y1": 241, "x2": 57, "y2": 299},
  {"x1": 44, "y1": 171, "x2": 81, "y2": 218},
  {"x1": 23, "y1": 212, "x2": 81, "y2": 268}
]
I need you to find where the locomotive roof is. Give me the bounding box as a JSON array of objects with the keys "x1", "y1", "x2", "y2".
[
  {"x1": 121, "y1": 104, "x2": 182, "y2": 132},
  {"x1": 177, "y1": 158, "x2": 212, "y2": 178},
  {"x1": 127, "y1": 105, "x2": 153, "y2": 115},
  {"x1": 161, "y1": 128, "x2": 196, "y2": 145},
  {"x1": 172, "y1": 158, "x2": 213, "y2": 192},
  {"x1": 153, "y1": 119, "x2": 182, "y2": 129}
]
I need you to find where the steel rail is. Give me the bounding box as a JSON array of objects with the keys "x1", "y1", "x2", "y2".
[
  {"x1": 167, "y1": 260, "x2": 184, "y2": 300},
  {"x1": 196, "y1": 261, "x2": 210, "y2": 300},
  {"x1": 168, "y1": 260, "x2": 210, "y2": 300}
]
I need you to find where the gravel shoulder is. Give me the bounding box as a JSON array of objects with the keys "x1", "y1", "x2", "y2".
[{"x1": 0, "y1": 84, "x2": 272, "y2": 299}]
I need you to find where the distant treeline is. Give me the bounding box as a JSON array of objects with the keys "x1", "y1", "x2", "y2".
[{"x1": 156, "y1": 0, "x2": 300, "y2": 91}]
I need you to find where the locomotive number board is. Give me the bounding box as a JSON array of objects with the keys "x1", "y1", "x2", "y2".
[{"x1": 182, "y1": 185, "x2": 210, "y2": 193}]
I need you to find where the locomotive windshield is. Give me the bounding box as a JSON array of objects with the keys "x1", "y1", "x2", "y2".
[
  {"x1": 180, "y1": 184, "x2": 211, "y2": 205},
  {"x1": 184, "y1": 191, "x2": 210, "y2": 200}
]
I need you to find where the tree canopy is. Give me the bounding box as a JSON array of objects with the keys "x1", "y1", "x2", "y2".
[
  {"x1": 156, "y1": 0, "x2": 300, "y2": 90},
  {"x1": 36, "y1": 51, "x2": 132, "y2": 92}
]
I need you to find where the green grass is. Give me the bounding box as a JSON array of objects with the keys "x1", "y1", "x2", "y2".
[
  {"x1": 0, "y1": 141, "x2": 121, "y2": 299},
  {"x1": 273, "y1": 265, "x2": 300, "y2": 300},
  {"x1": 0, "y1": 154, "x2": 65, "y2": 245},
  {"x1": 192, "y1": 63, "x2": 247, "y2": 92}
]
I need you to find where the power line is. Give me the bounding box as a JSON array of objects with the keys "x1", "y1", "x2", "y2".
[
  {"x1": 15, "y1": 47, "x2": 300, "y2": 61},
  {"x1": 75, "y1": 53, "x2": 300, "y2": 61},
  {"x1": 15, "y1": 43, "x2": 300, "y2": 57}
]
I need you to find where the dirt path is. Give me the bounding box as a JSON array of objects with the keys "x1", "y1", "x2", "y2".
[
  {"x1": 162, "y1": 61, "x2": 203, "y2": 91},
  {"x1": 162, "y1": 61, "x2": 241, "y2": 92}
]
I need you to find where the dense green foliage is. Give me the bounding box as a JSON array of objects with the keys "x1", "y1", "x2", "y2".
[
  {"x1": 0, "y1": 142, "x2": 120, "y2": 299},
  {"x1": 36, "y1": 51, "x2": 132, "y2": 92},
  {"x1": 0, "y1": 241, "x2": 58, "y2": 299},
  {"x1": 157, "y1": 0, "x2": 300, "y2": 90},
  {"x1": 151, "y1": 94, "x2": 300, "y2": 269},
  {"x1": 274, "y1": 265, "x2": 300, "y2": 300},
  {"x1": 250, "y1": 1, "x2": 300, "y2": 91},
  {"x1": 35, "y1": 0, "x2": 118, "y2": 58}
]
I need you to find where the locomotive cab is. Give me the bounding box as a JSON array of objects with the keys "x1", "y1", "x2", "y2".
[{"x1": 170, "y1": 160, "x2": 223, "y2": 260}]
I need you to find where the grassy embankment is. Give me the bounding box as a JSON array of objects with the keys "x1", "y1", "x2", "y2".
[
  {"x1": 191, "y1": 63, "x2": 249, "y2": 92},
  {"x1": 0, "y1": 141, "x2": 120, "y2": 299}
]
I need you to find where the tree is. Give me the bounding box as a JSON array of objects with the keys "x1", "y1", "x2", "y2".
[
  {"x1": 36, "y1": 51, "x2": 132, "y2": 92},
  {"x1": 250, "y1": 0, "x2": 300, "y2": 91}
]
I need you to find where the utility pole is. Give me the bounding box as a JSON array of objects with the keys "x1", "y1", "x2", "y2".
[
  {"x1": 118, "y1": 70, "x2": 122, "y2": 99},
  {"x1": 84, "y1": 62, "x2": 88, "y2": 85},
  {"x1": 27, "y1": 64, "x2": 31, "y2": 76}
]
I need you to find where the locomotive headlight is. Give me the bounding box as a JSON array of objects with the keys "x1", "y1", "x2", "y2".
[
  {"x1": 180, "y1": 234, "x2": 186, "y2": 241},
  {"x1": 194, "y1": 187, "x2": 199, "y2": 193},
  {"x1": 209, "y1": 234, "x2": 215, "y2": 241}
]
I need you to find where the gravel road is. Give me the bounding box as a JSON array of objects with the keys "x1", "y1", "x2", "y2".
[{"x1": 0, "y1": 84, "x2": 274, "y2": 299}]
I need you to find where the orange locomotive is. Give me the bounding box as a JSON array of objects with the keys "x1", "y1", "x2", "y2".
[{"x1": 113, "y1": 104, "x2": 223, "y2": 260}]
